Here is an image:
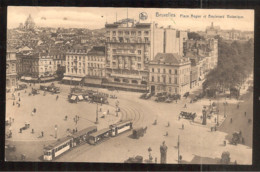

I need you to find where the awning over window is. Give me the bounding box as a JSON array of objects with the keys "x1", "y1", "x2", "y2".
[
  {"x1": 85, "y1": 78, "x2": 102, "y2": 85},
  {"x1": 24, "y1": 77, "x2": 32, "y2": 81},
  {"x1": 70, "y1": 95, "x2": 77, "y2": 100},
  {"x1": 62, "y1": 76, "x2": 72, "y2": 81},
  {"x1": 72, "y1": 78, "x2": 83, "y2": 82},
  {"x1": 78, "y1": 95, "x2": 84, "y2": 100},
  {"x1": 40, "y1": 77, "x2": 55, "y2": 81}
]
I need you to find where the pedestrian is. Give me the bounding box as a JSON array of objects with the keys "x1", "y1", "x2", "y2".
[
  {"x1": 214, "y1": 117, "x2": 217, "y2": 123},
  {"x1": 168, "y1": 122, "x2": 170, "y2": 127},
  {"x1": 18, "y1": 92, "x2": 20, "y2": 97},
  {"x1": 224, "y1": 140, "x2": 226, "y2": 146},
  {"x1": 182, "y1": 124, "x2": 184, "y2": 130},
  {"x1": 107, "y1": 110, "x2": 109, "y2": 115},
  {"x1": 19, "y1": 97, "x2": 21, "y2": 102},
  {"x1": 65, "y1": 115, "x2": 67, "y2": 121},
  {"x1": 75, "y1": 128, "x2": 78, "y2": 132},
  {"x1": 41, "y1": 131, "x2": 44, "y2": 137},
  {"x1": 176, "y1": 100, "x2": 177, "y2": 103},
  {"x1": 20, "y1": 128, "x2": 22, "y2": 133},
  {"x1": 239, "y1": 130, "x2": 242, "y2": 136},
  {"x1": 12, "y1": 118, "x2": 14, "y2": 123},
  {"x1": 18, "y1": 103, "x2": 20, "y2": 108},
  {"x1": 237, "y1": 103, "x2": 239, "y2": 109},
  {"x1": 244, "y1": 112, "x2": 247, "y2": 117},
  {"x1": 242, "y1": 137, "x2": 245, "y2": 144},
  {"x1": 56, "y1": 95, "x2": 59, "y2": 100},
  {"x1": 34, "y1": 108, "x2": 36, "y2": 113},
  {"x1": 184, "y1": 104, "x2": 187, "y2": 108},
  {"x1": 178, "y1": 116, "x2": 180, "y2": 121},
  {"x1": 165, "y1": 131, "x2": 168, "y2": 136},
  {"x1": 230, "y1": 118, "x2": 232, "y2": 123},
  {"x1": 31, "y1": 129, "x2": 34, "y2": 134},
  {"x1": 13, "y1": 101, "x2": 15, "y2": 106},
  {"x1": 25, "y1": 90, "x2": 26, "y2": 93},
  {"x1": 155, "y1": 157, "x2": 157, "y2": 163},
  {"x1": 100, "y1": 108, "x2": 102, "y2": 112}
]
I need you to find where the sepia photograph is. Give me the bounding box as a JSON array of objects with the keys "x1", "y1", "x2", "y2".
[{"x1": 5, "y1": 7, "x2": 254, "y2": 165}]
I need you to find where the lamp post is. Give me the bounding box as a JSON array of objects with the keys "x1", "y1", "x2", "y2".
[
  {"x1": 95, "y1": 103, "x2": 99, "y2": 124},
  {"x1": 177, "y1": 135, "x2": 180, "y2": 164},
  {"x1": 54, "y1": 125, "x2": 57, "y2": 139}
]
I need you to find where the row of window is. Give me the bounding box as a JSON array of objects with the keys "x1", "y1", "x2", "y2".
[
  {"x1": 107, "y1": 30, "x2": 149, "y2": 36},
  {"x1": 112, "y1": 62, "x2": 141, "y2": 69},
  {"x1": 66, "y1": 56, "x2": 105, "y2": 62},
  {"x1": 156, "y1": 85, "x2": 178, "y2": 93},
  {"x1": 151, "y1": 76, "x2": 178, "y2": 84},
  {"x1": 151, "y1": 68, "x2": 191, "y2": 75},
  {"x1": 107, "y1": 37, "x2": 149, "y2": 43},
  {"x1": 67, "y1": 62, "x2": 104, "y2": 68},
  {"x1": 67, "y1": 68, "x2": 86, "y2": 74},
  {"x1": 112, "y1": 57, "x2": 142, "y2": 62},
  {"x1": 112, "y1": 49, "x2": 142, "y2": 55}
]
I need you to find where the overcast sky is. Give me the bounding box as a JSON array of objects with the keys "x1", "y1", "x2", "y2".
[{"x1": 8, "y1": 7, "x2": 254, "y2": 31}]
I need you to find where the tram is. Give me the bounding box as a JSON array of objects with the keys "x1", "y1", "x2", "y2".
[
  {"x1": 43, "y1": 126, "x2": 97, "y2": 161},
  {"x1": 43, "y1": 136, "x2": 73, "y2": 161},
  {"x1": 88, "y1": 128, "x2": 111, "y2": 145},
  {"x1": 110, "y1": 120, "x2": 133, "y2": 137}
]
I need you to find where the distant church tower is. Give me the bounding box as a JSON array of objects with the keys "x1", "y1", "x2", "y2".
[{"x1": 24, "y1": 14, "x2": 35, "y2": 30}]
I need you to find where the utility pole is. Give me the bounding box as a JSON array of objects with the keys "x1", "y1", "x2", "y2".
[{"x1": 178, "y1": 135, "x2": 180, "y2": 164}]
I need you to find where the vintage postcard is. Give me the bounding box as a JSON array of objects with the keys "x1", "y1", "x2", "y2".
[{"x1": 6, "y1": 7, "x2": 254, "y2": 165}]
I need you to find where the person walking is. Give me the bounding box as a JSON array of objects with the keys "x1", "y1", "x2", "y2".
[
  {"x1": 230, "y1": 118, "x2": 232, "y2": 123},
  {"x1": 19, "y1": 97, "x2": 21, "y2": 102},
  {"x1": 41, "y1": 131, "x2": 44, "y2": 137},
  {"x1": 182, "y1": 124, "x2": 184, "y2": 130},
  {"x1": 244, "y1": 112, "x2": 247, "y2": 117},
  {"x1": 13, "y1": 101, "x2": 15, "y2": 106},
  {"x1": 31, "y1": 129, "x2": 34, "y2": 134}
]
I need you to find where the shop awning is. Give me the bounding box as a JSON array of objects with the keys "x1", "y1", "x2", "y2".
[
  {"x1": 70, "y1": 95, "x2": 77, "y2": 100},
  {"x1": 85, "y1": 78, "x2": 102, "y2": 85},
  {"x1": 40, "y1": 77, "x2": 55, "y2": 81},
  {"x1": 31, "y1": 78, "x2": 38, "y2": 81},
  {"x1": 72, "y1": 78, "x2": 83, "y2": 82},
  {"x1": 78, "y1": 95, "x2": 84, "y2": 100},
  {"x1": 21, "y1": 76, "x2": 25, "y2": 80},
  {"x1": 24, "y1": 77, "x2": 32, "y2": 81},
  {"x1": 62, "y1": 76, "x2": 72, "y2": 81}
]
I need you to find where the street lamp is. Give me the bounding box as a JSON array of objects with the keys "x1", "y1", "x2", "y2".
[
  {"x1": 54, "y1": 125, "x2": 58, "y2": 139},
  {"x1": 95, "y1": 103, "x2": 99, "y2": 124}
]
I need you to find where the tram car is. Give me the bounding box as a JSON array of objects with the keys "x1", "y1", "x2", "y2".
[
  {"x1": 88, "y1": 128, "x2": 111, "y2": 145},
  {"x1": 43, "y1": 126, "x2": 97, "y2": 161},
  {"x1": 109, "y1": 120, "x2": 133, "y2": 137},
  {"x1": 91, "y1": 94, "x2": 109, "y2": 104},
  {"x1": 43, "y1": 136, "x2": 74, "y2": 161}
]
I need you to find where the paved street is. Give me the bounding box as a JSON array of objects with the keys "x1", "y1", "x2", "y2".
[{"x1": 6, "y1": 81, "x2": 252, "y2": 164}]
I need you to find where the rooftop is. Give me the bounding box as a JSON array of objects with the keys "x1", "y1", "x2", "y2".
[{"x1": 152, "y1": 53, "x2": 187, "y2": 64}]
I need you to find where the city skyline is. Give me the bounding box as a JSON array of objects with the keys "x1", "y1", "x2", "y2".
[{"x1": 8, "y1": 7, "x2": 254, "y2": 31}]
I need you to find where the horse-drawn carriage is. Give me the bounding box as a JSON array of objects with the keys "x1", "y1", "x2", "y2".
[
  {"x1": 179, "y1": 111, "x2": 196, "y2": 120},
  {"x1": 230, "y1": 131, "x2": 243, "y2": 145},
  {"x1": 132, "y1": 127, "x2": 147, "y2": 139}
]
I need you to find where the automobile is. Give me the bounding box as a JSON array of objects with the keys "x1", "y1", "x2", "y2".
[
  {"x1": 17, "y1": 84, "x2": 28, "y2": 90},
  {"x1": 144, "y1": 93, "x2": 152, "y2": 99},
  {"x1": 5, "y1": 144, "x2": 16, "y2": 152},
  {"x1": 124, "y1": 156, "x2": 143, "y2": 163},
  {"x1": 165, "y1": 98, "x2": 173, "y2": 103},
  {"x1": 183, "y1": 92, "x2": 190, "y2": 98}
]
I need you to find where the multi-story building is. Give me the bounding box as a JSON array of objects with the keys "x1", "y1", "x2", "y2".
[
  {"x1": 148, "y1": 53, "x2": 191, "y2": 95},
  {"x1": 104, "y1": 19, "x2": 188, "y2": 91},
  {"x1": 84, "y1": 46, "x2": 106, "y2": 86},
  {"x1": 6, "y1": 48, "x2": 18, "y2": 90},
  {"x1": 63, "y1": 45, "x2": 88, "y2": 85},
  {"x1": 17, "y1": 50, "x2": 57, "y2": 82}
]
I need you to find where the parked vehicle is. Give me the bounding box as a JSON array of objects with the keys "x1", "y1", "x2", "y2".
[
  {"x1": 179, "y1": 111, "x2": 196, "y2": 120},
  {"x1": 132, "y1": 127, "x2": 147, "y2": 139},
  {"x1": 230, "y1": 131, "x2": 242, "y2": 145},
  {"x1": 124, "y1": 156, "x2": 143, "y2": 163},
  {"x1": 17, "y1": 84, "x2": 28, "y2": 90}
]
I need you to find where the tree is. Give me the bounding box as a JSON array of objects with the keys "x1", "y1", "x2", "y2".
[
  {"x1": 188, "y1": 32, "x2": 205, "y2": 40},
  {"x1": 56, "y1": 66, "x2": 65, "y2": 80},
  {"x1": 220, "y1": 151, "x2": 231, "y2": 164}
]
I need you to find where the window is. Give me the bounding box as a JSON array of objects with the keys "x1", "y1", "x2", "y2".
[
  {"x1": 152, "y1": 76, "x2": 154, "y2": 82},
  {"x1": 83, "y1": 69, "x2": 85, "y2": 74},
  {"x1": 175, "y1": 88, "x2": 178, "y2": 93},
  {"x1": 138, "y1": 31, "x2": 141, "y2": 36},
  {"x1": 158, "y1": 76, "x2": 160, "y2": 82},
  {"x1": 152, "y1": 68, "x2": 154, "y2": 72},
  {"x1": 163, "y1": 76, "x2": 166, "y2": 83},
  {"x1": 107, "y1": 37, "x2": 110, "y2": 42},
  {"x1": 131, "y1": 31, "x2": 136, "y2": 35},
  {"x1": 119, "y1": 37, "x2": 124, "y2": 43},
  {"x1": 79, "y1": 56, "x2": 81, "y2": 61},
  {"x1": 174, "y1": 77, "x2": 178, "y2": 84},
  {"x1": 138, "y1": 64, "x2": 141, "y2": 69},
  {"x1": 138, "y1": 57, "x2": 141, "y2": 62},
  {"x1": 106, "y1": 31, "x2": 110, "y2": 35},
  {"x1": 113, "y1": 31, "x2": 116, "y2": 36},
  {"x1": 67, "y1": 68, "x2": 70, "y2": 72},
  {"x1": 118, "y1": 31, "x2": 123, "y2": 35},
  {"x1": 49, "y1": 61, "x2": 51, "y2": 65},
  {"x1": 175, "y1": 69, "x2": 178, "y2": 75},
  {"x1": 112, "y1": 62, "x2": 116, "y2": 66},
  {"x1": 144, "y1": 37, "x2": 149, "y2": 42},
  {"x1": 112, "y1": 37, "x2": 116, "y2": 42},
  {"x1": 169, "y1": 87, "x2": 172, "y2": 92},
  {"x1": 169, "y1": 69, "x2": 172, "y2": 74},
  {"x1": 138, "y1": 50, "x2": 141, "y2": 55},
  {"x1": 126, "y1": 38, "x2": 130, "y2": 43},
  {"x1": 169, "y1": 77, "x2": 171, "y2": 84},
  {"x1": 163, "y1": 68, "x2": 166, "y2": 74},
  {"x1": 158, "y1": 68, "x2": 160, "y2": 73},
  {"x1": 79, "y1": 69, "x2": 81, "y2": 73},
  {"x1": 125, "y1": 31, "x2": 129, "y2": 35},
  {"x1": 144, "y1": 31, "x2": 149, "y2": 35}
]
